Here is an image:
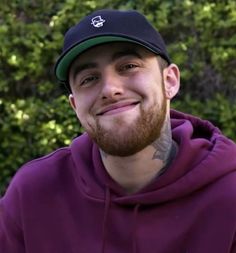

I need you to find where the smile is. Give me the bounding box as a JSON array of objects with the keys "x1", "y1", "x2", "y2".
[{"x1": 97, "y1": 101, "x2": 140, "y2": 116}]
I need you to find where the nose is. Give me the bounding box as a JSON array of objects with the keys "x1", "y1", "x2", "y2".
[{"x1": 100, "y1": 71, "x2": 124, "y2": 100}]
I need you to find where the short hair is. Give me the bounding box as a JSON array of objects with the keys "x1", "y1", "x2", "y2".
[{"x1": 157, "y1": 56, "x2": 169, "y2": 72}]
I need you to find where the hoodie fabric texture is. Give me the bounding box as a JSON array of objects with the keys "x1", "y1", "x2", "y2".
[{"x1": 1, "y1": 110, "x2": 236, "y2": 253}]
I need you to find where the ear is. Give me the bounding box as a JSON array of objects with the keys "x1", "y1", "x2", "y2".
[
  {"x1": 163, "y1": 64, "x2": 180, "y2": 99},
  {"x1": 69, "y1": 94, "x2": 76, "y2": 111}
]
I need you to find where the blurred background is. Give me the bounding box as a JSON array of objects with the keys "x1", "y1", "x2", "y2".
[{"x1": 1, "y1": 0, "x2": 236, "y2": 195}]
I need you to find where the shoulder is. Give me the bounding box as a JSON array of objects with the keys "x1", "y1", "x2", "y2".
[
  {"x1": 3, "y1": 147, "x2": 73, "y2": 195},
  {"x1": 6, "y1": 133, "x2": 94, "y2": 189},
  {"x1": 0, "y1": 146, "x2": 77, "y2": 231},
  {"x1": 204, "y1": 171, "x2": 236, "y2": 212},
  {"x1": 3, "y1": 133, "x2": 96, "y2": 197},
  {"x1": 213, "y1": 171, "x2": 236, "y2": 196}
]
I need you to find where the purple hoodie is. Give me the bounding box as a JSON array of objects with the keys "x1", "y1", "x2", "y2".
[{"x1": 1, "y1": 110, "x2": 236, "y2": 253}]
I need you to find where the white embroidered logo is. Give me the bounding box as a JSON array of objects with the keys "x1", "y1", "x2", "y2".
[{"x1": 91, "y1": 16, "x2": 105, "y2": 28}]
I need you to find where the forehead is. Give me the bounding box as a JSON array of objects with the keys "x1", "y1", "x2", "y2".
[{"x1": 70, "y1": 42, "x2": 156, "y2": 67}]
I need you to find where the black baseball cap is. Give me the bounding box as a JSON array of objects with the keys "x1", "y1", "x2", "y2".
[{"x1": 55, "y1": 9, "x2": 171, "y2": 82}]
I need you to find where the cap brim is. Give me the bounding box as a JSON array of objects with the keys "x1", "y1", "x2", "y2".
[{"x1": 55, "y1": 36, "x2": 163, "y2": 82}]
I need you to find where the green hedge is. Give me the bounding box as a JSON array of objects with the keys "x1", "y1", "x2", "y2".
[{"x1": 0, "y1": 95, "x2": 81, "y2": 195}]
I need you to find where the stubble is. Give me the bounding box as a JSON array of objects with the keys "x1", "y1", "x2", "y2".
[{"x1": 89, "y1": 97, "x2": 167, "y2": 157}]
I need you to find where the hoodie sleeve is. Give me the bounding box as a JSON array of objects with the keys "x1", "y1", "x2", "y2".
[{"x1": 0, "y1": 198, "x2": 25, "y2": 253}]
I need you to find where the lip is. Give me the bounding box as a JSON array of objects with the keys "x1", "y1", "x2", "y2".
[{"x1": 96, "y1": 101, "x2": 140, "y2": 116}]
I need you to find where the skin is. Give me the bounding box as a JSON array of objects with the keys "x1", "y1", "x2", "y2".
[{"x1": 69, "y1": 42, "x2": 180, "y2": 194}]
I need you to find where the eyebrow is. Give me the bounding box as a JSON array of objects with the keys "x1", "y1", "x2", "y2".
[
  {"x1": 111, "y1": 48, "x2": 143, "y2": 62},
  {"x1": 71, "y1": 62, "x2": 98, "y2": 82},
  {"x1": 71, "y1": 48, "x2": 143, "y2": 81}
]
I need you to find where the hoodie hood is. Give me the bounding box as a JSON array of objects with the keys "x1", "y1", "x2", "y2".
[{"x1": 70, "y1": 109, "x2": 236, "y2": 206}]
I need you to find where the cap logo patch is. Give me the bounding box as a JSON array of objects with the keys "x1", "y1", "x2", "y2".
[{"x1": 91, "y1": 16, "x2": 105, "y2": 28}]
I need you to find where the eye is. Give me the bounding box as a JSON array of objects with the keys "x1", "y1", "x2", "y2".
[
  {"x1": 80, "y1": 75, "x2": 99, "y2": 86},
  {"x1": 119, "y1": 63, "x2": 138, "y2": 72}
]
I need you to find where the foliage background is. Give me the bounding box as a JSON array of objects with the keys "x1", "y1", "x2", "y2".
[{"x1": 1, "y1": 0, "x2": 236, "y2": 195}]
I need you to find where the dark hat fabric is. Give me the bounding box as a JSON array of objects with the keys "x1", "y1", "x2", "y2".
[{"x1": 55, "y1": 9, "x2": 171, "y2": 82}]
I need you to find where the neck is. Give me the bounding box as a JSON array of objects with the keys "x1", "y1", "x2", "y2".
[{"x1": 100, "y1": 115, "x2": 176, "y2": 194}]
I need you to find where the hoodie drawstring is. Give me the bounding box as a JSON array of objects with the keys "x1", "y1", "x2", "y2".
[
  {"x1": 102, "y1": 187, "x2": 111, "y2": 253},
  {"x1": 101, "y1": 188, "x2": 140, "y2": 253},
  {"x1": 132, "y1": 204, "x2": 140, "y2": 253}
]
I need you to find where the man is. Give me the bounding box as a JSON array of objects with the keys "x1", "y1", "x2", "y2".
[{"x1": 1, "y1": 9, "x2": 236, "y2": 253}]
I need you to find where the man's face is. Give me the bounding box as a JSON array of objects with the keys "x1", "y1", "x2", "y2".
[{"x1": 69, "y1": 42, "x2": 168, "y2": 156}]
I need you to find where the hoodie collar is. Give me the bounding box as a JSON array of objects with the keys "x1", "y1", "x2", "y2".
[{"x1": 70, "y1": 109, "x2": 236, "y2": 206}]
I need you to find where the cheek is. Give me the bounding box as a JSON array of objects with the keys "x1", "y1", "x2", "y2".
[
  {"x1": 75, "y1": 107, "x2": 94, "y2": 132},
  {"x1": 133, "y1": 76, "x2": 161, "y2": 101},
  {"x1": 73, "y1": 98, "x2": 96, "y2": 127},
  {"x1": 80, "y1": 87, "x2": 100, "y2": 106},
  {"x1": 73, "y1": 91, "x2": 95, "y2": 113},
  {"x1": 128, "y1": 75, "x2": 148, "y2": 96}
]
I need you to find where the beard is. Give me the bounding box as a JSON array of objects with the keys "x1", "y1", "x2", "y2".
[{"x1": 87, "y1": 95, "x2": 167, "y2": 157}]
